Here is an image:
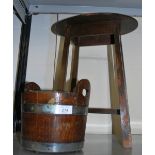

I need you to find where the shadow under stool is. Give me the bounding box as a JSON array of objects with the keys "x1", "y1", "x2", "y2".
[{"x1": 51, "y1": 13, "x2": 138, "y2": 148}]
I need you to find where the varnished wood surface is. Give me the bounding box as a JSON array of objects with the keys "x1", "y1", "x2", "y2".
[
  {"x1": 71, "y1": 35, "x2": 115, "y2": 46},
  {"x1": 23, "y1": 91, "x2": 76, "y2": 105},
  {"x1": 114, "y1": 34, "x2": 132, "y2": 148},
  {"x1": 75, "y1": 79, "x2": 90, "y2": 107},
  {"x1": 51, "y1": 13, "x2": 138, "y2": 37},
  {"x1": 53, "y1": 35, "x2": 70, "y2": 91},
  {"x1": 24, "y1": 82, "x2": 40, "y2": 91},
  {"x1": 88, "y1": 108, "x2": 120, "y2": 115},
  {"x1": 107, "y1": 44, "x2": 123, "y2": 146},
  {"x1": 69, "y1": 44, "x2": 79, "y2": 91},
  {"x1": 22, "y1": 114, "x2": 87, "y2": 143},
  {"x1": 22, "y1": 80, "x2": 90, "y2": 144},
  {"x1": 107, "y1": 36, "x2": 132, "y2": 148}
]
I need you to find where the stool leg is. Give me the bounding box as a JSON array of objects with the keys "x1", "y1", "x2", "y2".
[
  {"x1": 107, "y1": 35, "x2": 132, "y2": 148},
  {"x1": 53, "y1": 36, "x2": 70, "y2": 90},
  {"x1": 107, "y1": 44, "x2": 122, "y2": 141},
  {"x1": 69, "y1": 44, "x2": 79, "y2": 91}
]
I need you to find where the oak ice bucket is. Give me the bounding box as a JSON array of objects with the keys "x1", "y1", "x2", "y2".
[{"x1": 21, "y1": 79, "x2": 90, "y2": 153}]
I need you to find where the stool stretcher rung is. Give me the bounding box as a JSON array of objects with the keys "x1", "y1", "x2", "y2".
[{"x1": 88, "y1": 108, "x2": 120, "y2": 115}]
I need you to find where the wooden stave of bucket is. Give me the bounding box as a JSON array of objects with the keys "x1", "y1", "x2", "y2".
[{"x1": 21, "y1": 79, "x2": 90, "y2": 153}]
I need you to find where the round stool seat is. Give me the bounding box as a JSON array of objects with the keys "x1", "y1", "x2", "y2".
[{"x1": 51, "y1": 13, "x2": 138, "y2": 37}]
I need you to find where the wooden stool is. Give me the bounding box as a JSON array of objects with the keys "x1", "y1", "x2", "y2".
[{"x1": 51, "y1": 13, "x2": 138, "y2": 148}]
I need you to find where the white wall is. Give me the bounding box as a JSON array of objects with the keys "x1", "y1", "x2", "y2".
[{"x1": 13, "y1": 14, "x2": 142, "y2": 134}]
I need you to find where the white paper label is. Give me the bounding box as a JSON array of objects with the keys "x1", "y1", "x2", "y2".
[{"x1": 55, "y1": 105, "x2": 72, "y2": 114}]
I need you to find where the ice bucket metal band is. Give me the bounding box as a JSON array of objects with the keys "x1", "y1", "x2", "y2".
[
  {"x1": 22, "y1": 139, "x2": 84, "y2": 153},
  {"x1": 22, "y1": 103, "x2": 88, "y2": 115}
]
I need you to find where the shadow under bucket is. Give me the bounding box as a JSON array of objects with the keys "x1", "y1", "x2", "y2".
[{"x1": 21, "y1": 79, "x2": 90, "y2": 153}]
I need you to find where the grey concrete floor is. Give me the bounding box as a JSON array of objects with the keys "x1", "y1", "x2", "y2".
[{"x1": 13, "y1": 134, "x2": 142, "y2": 155}]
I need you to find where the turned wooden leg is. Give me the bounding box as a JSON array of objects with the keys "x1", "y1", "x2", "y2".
[
  {"x1": 69, "y1": 44, "x2": 79, "y2": 92},
  {"x1": 53, "y1": 35, "x2": 70, "y2": 91},
  {"x1": 107, "y1": 34, "x2": 132, "y2": 148}
]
